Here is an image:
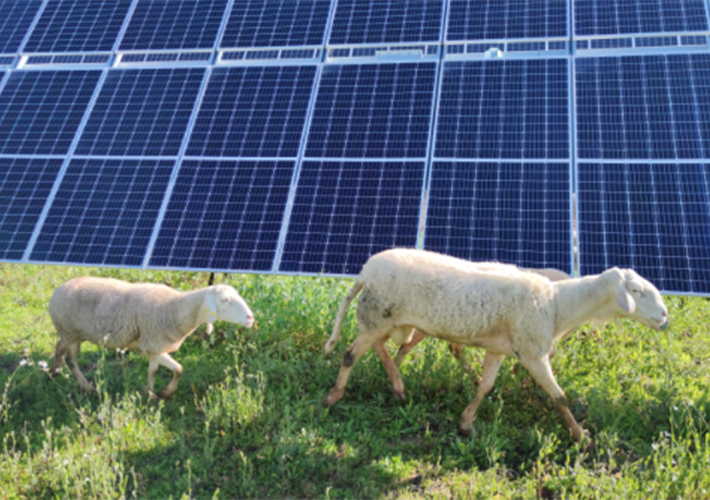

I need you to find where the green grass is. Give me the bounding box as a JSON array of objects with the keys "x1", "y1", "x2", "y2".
[{"x1": 0, "y1": 263, "x2": 709, "y2": 499}]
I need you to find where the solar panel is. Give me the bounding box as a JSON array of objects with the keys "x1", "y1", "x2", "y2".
[
  {"x1": 305, "y1": 62, "x2": 437, "y2": 159},
  {"x1": 574, "y1": 0, "x2": 709, "y2": 37},
  {"x1": 435, "y1": 59, "x2": 569, "y2": 160},
  {"x1": 219, "y1": 0, "x2": 332, "y2": 49},
  {"x1": 279, "y1": 160, "x2": 424, "y2": 275},
  {"x1": 328, "y1": 0, "x2": 444, "y2": 46},
  {"x1": 575, "y1": 54, "x2": 710, "y2": 160},
  {"x1": 29, "y1": 159, "x2": 173, "y2": 267},
  {"x1": 0, "y1": 158, "x2": 63, "y2": 261},
  {"x1": 447, "y1": 0, "x2": 568, "y2": 41},
  {"x1": 76, "y1": 68, "x2": 206, "y2": 157},
  {"x1": 423, "y1": 161, "x2": 571, "y2": 271},
  {"x1": 186, "y1": 65, "x2": 317, "y2": 158},
  {"x1": 578, "y1": 163, "x2": 710, "y2": 294},
  {"x1": 0, "y1": 70, "x2": 102, "y2": 156},
  {"x1": 149, "y1": 160, "x2": 294, "y2": 271},
  {"x1": 23, "y1": 0, "x2": 132, "y2": 53},
  {"x1": 0, "y1": 0, "x2": 43, "y2": 54},
  {"x1": 119, "y1": 0, "x2": 229, "y2": 51}
]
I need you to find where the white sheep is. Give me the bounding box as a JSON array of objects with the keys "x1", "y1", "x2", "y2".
[
  {"x1": 48, "y1": 277, "x2": 254, "y2": 399},
  {"x1": 322, "y1": 248, "x2": 668, "y2": 442},
  {"x1": 392, "y1": 265, "x2": 572, "y2": 366}
]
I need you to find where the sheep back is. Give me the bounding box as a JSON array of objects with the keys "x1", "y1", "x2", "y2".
[
  {"x1": 49, "y1": 276, "x2": 195, "y2": 355},
  {"x1": 355, "y1": 249, "x2": 557, "y2": 358}
]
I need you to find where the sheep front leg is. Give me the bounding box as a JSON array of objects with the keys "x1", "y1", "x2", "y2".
[
  {"x1": 156, "y1": 352, "x2": 183, "y2": 400},
  {"x1": 146, "y1": 356, "x2": 160, "y2": 399},
  {"x1": 323, "y1": 336, "x2": 374, "y2": 407},
  {"x1": 460, "y1": 351, "x2": 504, "y2": 435},
  {"x1": 519, "y1": 355, "x2": 583, "y2": 442},
  {"x1": 374, "y1": 338, "x2": 405, "y2": 400},
  {"x1": 65, "y1": 341, "x2": 95, "y2": 392}
]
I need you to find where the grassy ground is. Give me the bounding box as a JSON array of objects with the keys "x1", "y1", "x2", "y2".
[{"x1": 0, "y1": 263, "x2": 709, "y2": 499}]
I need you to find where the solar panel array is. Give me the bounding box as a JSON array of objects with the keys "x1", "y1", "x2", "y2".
[{"x1": 0, "y1": 0, "x2": 709, "y2": 295}]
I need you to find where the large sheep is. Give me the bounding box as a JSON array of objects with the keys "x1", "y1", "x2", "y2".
[
  {"x1": 322, "y1": 248, "x2": 668, "y2": 441},
  {"x1": 49, "y1": 277, "x2": 254, "y2": 399},
  {"x1": 392, "y1": 265, "x2": 572, "y2": 366}
]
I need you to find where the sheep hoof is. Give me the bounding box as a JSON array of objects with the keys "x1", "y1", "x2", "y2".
[
  {"x1": 392, "y1": 389, "x2": 405, "y2": 401},
  {"x1": 323, "y1": 387, "x2": 344, "y2": 407},
  {"x1": 48, "y1": 369, "x2": 61, "y2": 379},
  {"x1": 159, "y1": 390, "x2": 174, "y2": 400},
  {"x1": 147, "y1": 390, "x2": 160, "y2": 401},
  {"x1": 460, "y1": 425, "x2": 473, "y2": 437}
]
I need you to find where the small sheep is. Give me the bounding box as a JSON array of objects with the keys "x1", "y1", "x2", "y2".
[
  {"x1": 392, "y1": 265, "x2": 572, "y2": 366},
  {"x1": 49, "y1": 277, "x2": 254, "y2": 399},
  {"x1": 323, "y1": 249, "x2": 668, "y2": 441}
]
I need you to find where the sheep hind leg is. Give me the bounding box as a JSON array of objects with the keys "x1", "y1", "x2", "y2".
[
  {"x1": 65, "y1": 341, "x2": 95, "y2": 392},
  {"x1": 518, "y1": 355, "x2": 583, "y2": 443},
  {"x1": 155, "y1": 353, "x2": 183, "y2": 400},
  {"x1": 393, "y1": 329, "x2": 426, "y2": 367},
  {"x1": 460, "y1": 351, "x2": 504, "y2": 436},
  {"x1": 49, "y1": 339, "x2": 67, "y2": 377},
  {"x1": 323, "y1": 336, "x2": 375, "y2": 407},
  {"x1": 374, "y1": 338, "x2": 405, "y2": 400}
]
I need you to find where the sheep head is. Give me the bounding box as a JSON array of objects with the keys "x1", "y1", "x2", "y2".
[
  {"x1": 607, "y1": 268, "x2": 669, "y2": 331},
  {"x1": 206, "y1": 285, "x2": 254, "y2": 329}
]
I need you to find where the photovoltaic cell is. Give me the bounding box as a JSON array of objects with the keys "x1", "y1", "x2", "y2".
[
  {"x1": 186, "y1": 65, "x2": 316, "y2": 158},
  {"x1": 0, "y1": 158, "x2": 63, "y2": 261},
  {"x1": 578, "y1": 163, "x2": 710, "y2": 294},
  {"x1": 23, "y1": 0, "x2": 132, "y2": 53},
  {"x1": 574, "y1": 0, "x2": 709, "y2": 37},
  {"x1": 435, "y1": 59, "x2": 569, "y2": 160},
  {"x1": 30, "y1": 159, "x2": 174, "y2": 267},
  {"x1": 576, "y1": 54, "x2": 710, "y2": 160},
  {"x1": 0, "y1": 70, "x2": 101, "y2": 156},
  {"x1": 0, "y1": 1, "x2": 43, "y2": 54},
  {"x1": 149, "y1": 160, "x2": 294, "y2": 271},
  {"x1": 76, "y1": 68, "x2": 206, "y2": 157},
  {"x1": 119, "y1": 0, "x2": 228, "y2": 51},
  {"x1": 329, "y1": 0, "x2": 444, "y2": 45},
  {"x1": 279, "y1": 160, "x2": 424, "y2": 275},
  {"x1": 424, "y1": 161, "x2": 571, "y2": 271},
  {"x1": 447, "y1": 0, "x2": 568, "y2": 41},
  {"x1": 306, "y1": 62, "x2": 437, "y2": 159},
  {"x1": 219, "y1": 0, "x2": 331, "y2": 49}
]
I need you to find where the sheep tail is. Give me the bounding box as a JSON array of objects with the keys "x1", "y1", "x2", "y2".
[{"x1": 324, "y1": 279, "x2": 364, "y2": 355}]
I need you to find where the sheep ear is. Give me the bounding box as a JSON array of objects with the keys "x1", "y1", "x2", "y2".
[
  {"x1": 205, "y1": 288, "x2": 218, "y2": 331},
  {"x1": 616, "y1": 288, "x2": 635, "y2": 313}
]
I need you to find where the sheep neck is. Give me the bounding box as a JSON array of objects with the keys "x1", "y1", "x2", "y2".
[
  {"x1": 552, "y1": 274, "x2": 617, "y2": 336},
  {"x1": 166, "y1": 289, "x2": 205, "y2": 342}
]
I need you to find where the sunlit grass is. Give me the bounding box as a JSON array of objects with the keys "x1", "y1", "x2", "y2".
[{"x1": 0, "y1": 263, "x2": 709, "y2": 498}]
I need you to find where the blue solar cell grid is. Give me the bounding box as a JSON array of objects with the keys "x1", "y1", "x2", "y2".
[
  {"x1": 23, "y1": 0, "x2": 132, "y2": 53},
  {"x1": 76, "y1": 68, "x2": 206, "y2": 157},
  {"x1": 578, "y1": 163, "x2": 710, "y2": 294},
  {"x1": 279, "y1": 160, "x2": 424, "y2": 275},
  {"x1": 187, "y1": 65, "x2": 317, "y2": 158},
  {"x1": 0, "y1": 70, "x2": 102, "y2": 156},
  {"x1": 329, "y1": 0, "x2": 444, "y2": 46},
  {"x1": 574, "y1": 0, "x2": 709, "y2": 37},
  {"x1": 424, "y1": 161, "x2": 571, "y2": 272},
  {"x1": 306, "y1": 62, "x2": 437, "y2": 159},
  {"x1": 149, "y1": 160, "x2": 294, "y2": 272},
  {"x1": 575, "y1": 54, "x2": 710, "y2": 160},
  {"x1": 119, "y1": 0, "x2": 229, "y2": 51},
  {"x1": 0, "y1": 158, "x2": 63, "y2": 261},
  {"x1": 220, "y1": 0, "x2": 332, "y2": 49},
  {"x1": 0, "y1": 1, "x2": 43, "y2": 54},
  {"x1": 30, "y1": 159, "x2": 174, "y2": 267},
  {"x1": 447, "y1": 0, "x2": 568, "y2": 42},
  {"x1": 435, "y1": 59, "x2": 570, "y2": 160}
]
